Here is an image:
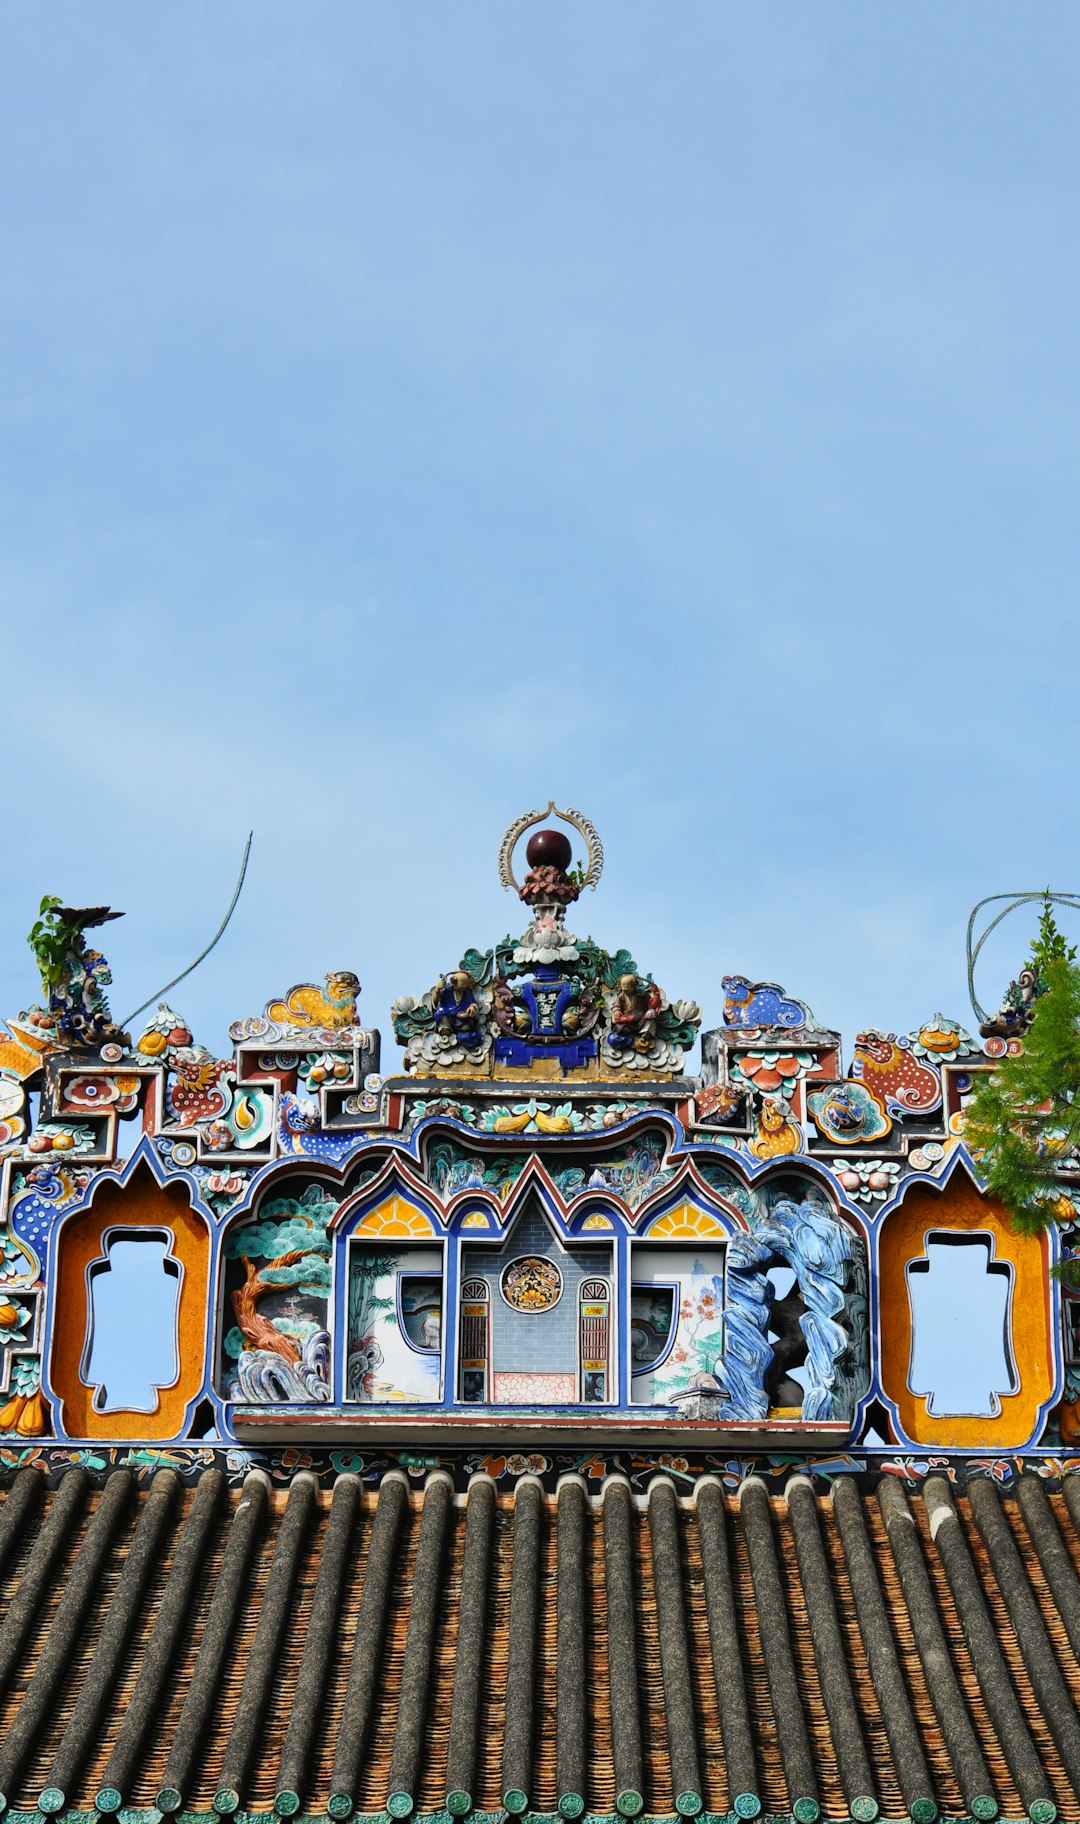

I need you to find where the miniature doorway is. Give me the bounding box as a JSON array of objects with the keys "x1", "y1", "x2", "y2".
[{"x1": 459, "y1": 1203, "x2": 612, "y2": 1404}]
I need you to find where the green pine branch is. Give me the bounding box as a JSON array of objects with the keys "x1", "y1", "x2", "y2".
[{"x1": 966, "y1": 912, "x2": 1080, "y2": 1246}]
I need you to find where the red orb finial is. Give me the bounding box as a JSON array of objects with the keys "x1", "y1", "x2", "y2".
[{"x1": 526, "y1": 827, "x2": 572, "y2": 873}]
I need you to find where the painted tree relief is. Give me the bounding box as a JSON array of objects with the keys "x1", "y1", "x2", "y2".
[
  {"x1": 347, "y1": 1244, "x2": 443, "y2": 1403},
  {"x1": 221, "y1": 1181, "x2": 336, "y2": 1403}
]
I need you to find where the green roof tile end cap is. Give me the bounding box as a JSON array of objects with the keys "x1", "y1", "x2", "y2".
[
  {"x1": 446, "y1": 1793, "x2": 472, "y2": 1817},
  {"x1": 1028, "y1": 1804, "x2": 1057, "y2": 1824},
  {"x1": 850, "y1": 1800, "x2": 879, "y2": 1822},
  {"x1": 328, "y1": 1796, "x2": 355, "y2": 1819},
  {"x1": 275, "y1": 1793, "x2": 301, "y2": 1816},
  {"x1": 387, "y1": 1795, "x2": 414, "y2": 1819},
  {"x1": 503, "y1": 1791, "x2": 529, "y2": 1815},
  {"x1": 558, "y1": 1796, "x2": 586, "y2": 1819},
  {"x1": 616, "y1": 1792, "x2": 644, "y2": 1818},
  {"x1": 213, "y1": 1790, "x2": 241, "y2": 1815},
  {"x1": 155, "y1": 1789, "x2": 183, "y2": 1814},
  {"x1": 909, "y1": 1804, "x2": 937, "y2": 1824},
  {"x1": 95, "y1": 1790, "x2": 123, "y2": 1815},
  {"x1": 971, "y1": 1801, "x2": 998, "y2": 1821},
  {"x1": 733, "y1": 1796, "x2": 761, "y2": 1819},
  {"x1": 676, "y1": 1795, "x2": 703, "y2": 1817},
  {"x1": 793, "y1": 1800, "x2": 820, "y2": 1824},
  {"x1": 37, "y1": 1790, "x2": 65, "y2": 1815}
]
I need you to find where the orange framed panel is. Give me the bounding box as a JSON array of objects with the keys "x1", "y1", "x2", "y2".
[
  {"x1": 878, "y1": 1173, "x2": 1056, "y2": 1448},
  {"x1": 50, "y1": 1169, "x2": 211, "y2": 1440}
]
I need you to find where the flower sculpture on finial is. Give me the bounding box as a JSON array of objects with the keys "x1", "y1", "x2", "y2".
[{"x1": 519, "y1": 827, "x2": 580, "y2": 906}]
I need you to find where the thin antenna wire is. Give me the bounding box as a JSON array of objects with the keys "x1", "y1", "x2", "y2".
[{"x1": 119, "y1": 832, "x2": 254, "y2": 1031}]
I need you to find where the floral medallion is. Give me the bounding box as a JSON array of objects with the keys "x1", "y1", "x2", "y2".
[{"x1": 501, "y1": 1255, "x2": 562, "y2": 1311}]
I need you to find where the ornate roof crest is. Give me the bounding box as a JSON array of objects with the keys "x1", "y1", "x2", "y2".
[{"x1": 393, "y1": 808, "x2": 700, "y2": 1081}]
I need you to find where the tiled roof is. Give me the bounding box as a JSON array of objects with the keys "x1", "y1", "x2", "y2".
[{"x1": 0, "y1": 1467, "x2": 1078, "y2": 1821}]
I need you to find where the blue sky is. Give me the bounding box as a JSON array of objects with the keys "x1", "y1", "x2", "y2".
[{"x1": 2, "y1": 5, "x2": 1078, "y2": 1067}]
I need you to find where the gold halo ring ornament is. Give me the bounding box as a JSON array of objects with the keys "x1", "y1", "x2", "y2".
[{"x1": 498, "y1": 802, "x2": 604, "y2": 894}]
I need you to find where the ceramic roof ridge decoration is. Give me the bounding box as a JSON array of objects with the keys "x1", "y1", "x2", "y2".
[
  {"x1": 3, "y1": 823, "x2": 1080, "y2": 1823},
  {"x1": 393, "y1": 808, "x2": 700, "y2": 1079},
  {"x1": 0, "y1": 809, "x2": 1075, "y2": 1475}
]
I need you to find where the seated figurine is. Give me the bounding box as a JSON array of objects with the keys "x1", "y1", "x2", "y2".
[
  {"x1": 434, "y1": 969, "x2": 484, "y2": 1049},
  {"x1": 608, "y1": 973, "x2": 663, "y2": 1053}
]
